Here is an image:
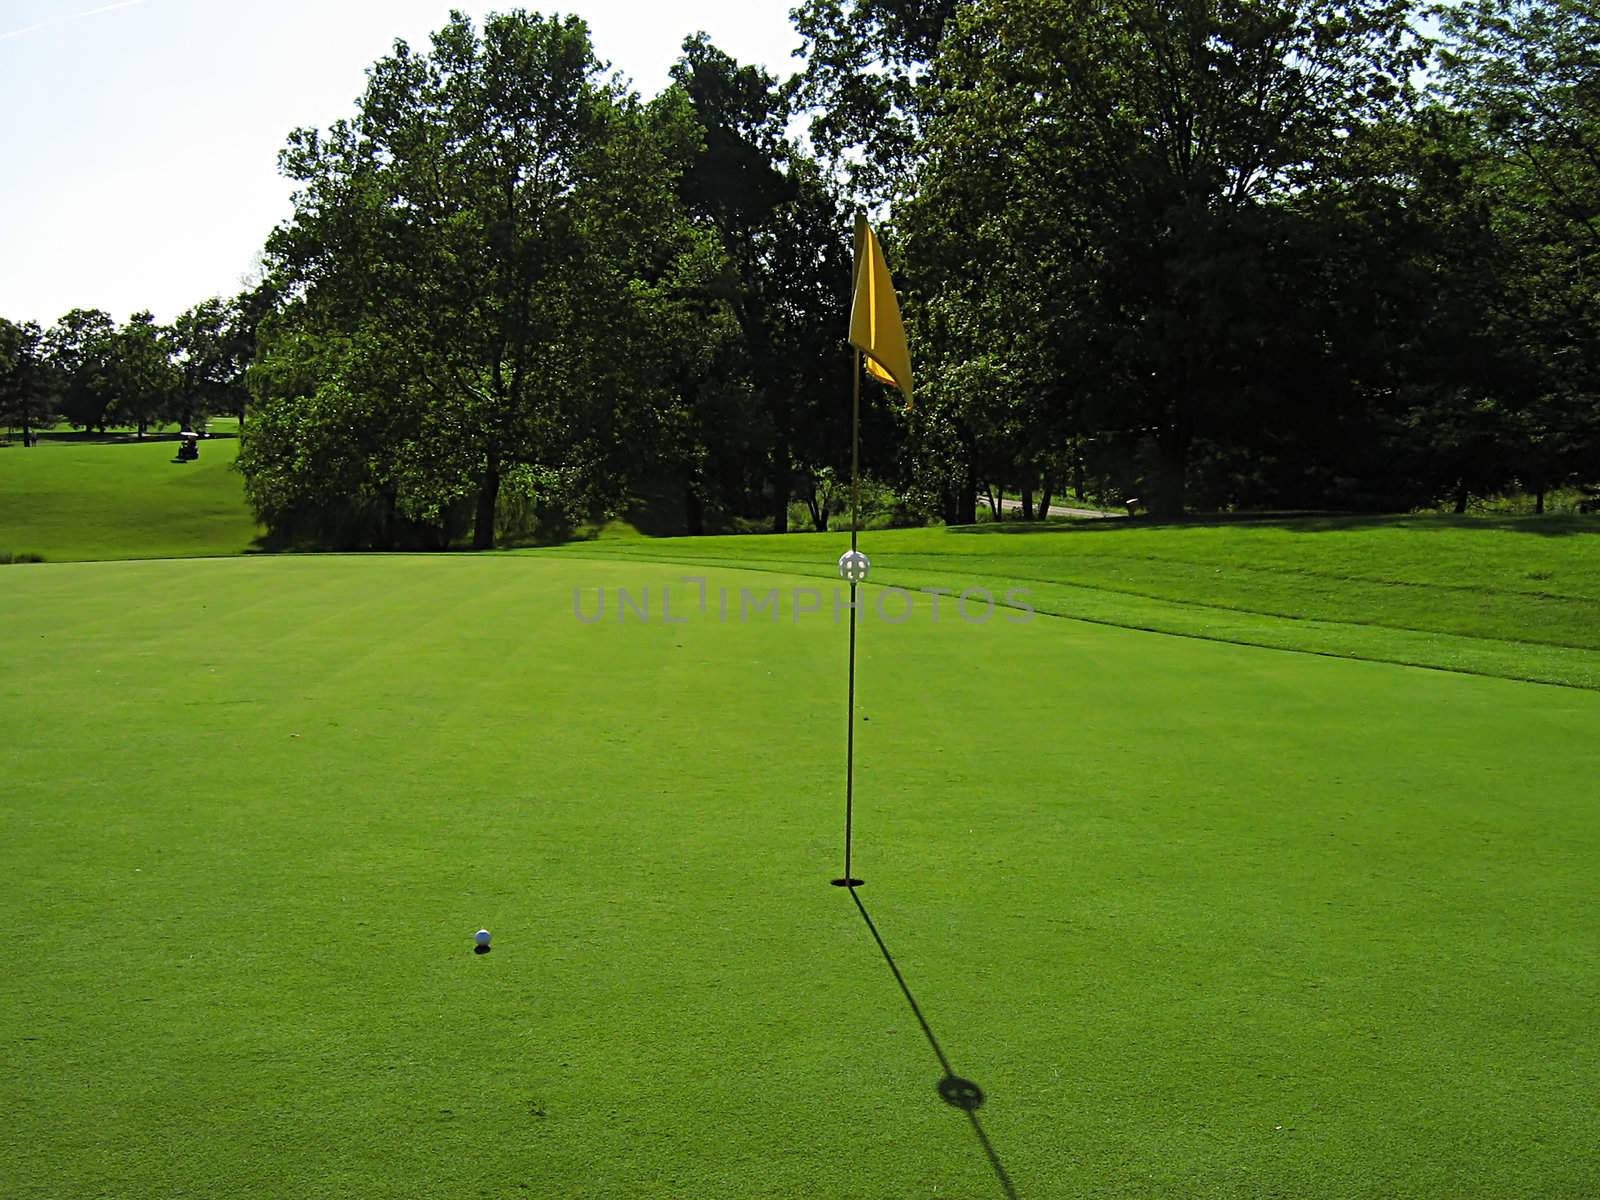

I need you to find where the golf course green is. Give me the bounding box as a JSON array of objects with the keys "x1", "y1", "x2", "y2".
[{"x1": 2, "y1": 443, "x2": 1598, "y2": 1198}]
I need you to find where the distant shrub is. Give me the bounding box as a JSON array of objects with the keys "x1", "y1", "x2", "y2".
[
  {"x1": 1431, "y1": 486, "x2": 1599, "y2": 517},
  {"x1": 0, "y1": 551, "x2": 45, "y2": 564}
]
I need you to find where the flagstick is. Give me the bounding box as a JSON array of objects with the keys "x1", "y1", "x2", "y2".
[
  {"x1": 833, "y1": 349, "x2": 865, "y2": 889},
  {"x1": 851, "y1": 346, "x2": 861, "y2": 557}
]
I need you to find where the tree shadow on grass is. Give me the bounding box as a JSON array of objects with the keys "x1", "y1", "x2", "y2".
[
  {"x1": 31, "y1": 430, "x2": 239, "y2": 445},
  {"x1": 948, "y1": 511, "x2": 1600, "y2": 538},
  {"x1": 842, "y1": 885, "x2": 1020, "y2": 1199}
]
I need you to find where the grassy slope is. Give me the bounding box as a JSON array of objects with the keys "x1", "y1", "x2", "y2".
[
  {"x1": 0, "y1": 434, "x2": 261, "y2": 561},
  {"x1": 546, "y1": 516, "x2": 1600, "y2": 689},
  {"x1": 2, "y1": 554, "x2": 1598, "y2": 1198}
]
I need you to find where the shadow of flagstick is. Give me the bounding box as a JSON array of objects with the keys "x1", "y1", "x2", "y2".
[{"x1": 845, "y1": 887, "x2": 1021, "y2": 1200}]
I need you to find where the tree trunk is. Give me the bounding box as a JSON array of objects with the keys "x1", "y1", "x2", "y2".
[
  {"x1": 1038, "y1": 478, "x2": 1053, "y2": 519},
  {"x1": 137, "y1": 419, "x2": 148, "y2": 440},
  {"x1": 1152, "y1": 427, "x2": 1190, "y2": 517},
  {"x1": 956, "y1": 474, "x2": 978, "y2": 525},
  {"x1": 1021, "y1": 487, "x2": 1035, "y2": 521},
  {"x1": 684, "y1": 481, "x2": 704, "y2": 537},
  {"x1": 1453, "y1": 485, "x2": 1469, "y2": 514},
  {"x1": 985, "y1": 484, "x2": 1000, "y2": 521},
  {"x1": 1535, "y1": 488, "x2": 1545, "y2": 515},
  {"x1": 374, "y1": 492, "x2": 397, "y2": 551},
  {"x1": 772, "y1": 442, "x2": 790, "y2": 533},
  {"x1": 804, "y1": 481, "x2": 830, "y2": 532},
  {"x1": 473, "y1": 459, "x2": 500, "y2": 550}
]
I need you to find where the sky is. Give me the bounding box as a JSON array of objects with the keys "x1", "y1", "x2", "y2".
[{"x1": 0, "y1": 0, "x2": 805, "y2": 325}]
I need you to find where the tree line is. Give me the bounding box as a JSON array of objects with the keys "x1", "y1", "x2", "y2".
[
  {"x1": 239, "y1": 14, "x2": 861, "y2": 549},
  {"x1": 861, "y1": 0, "x2": 1600, "y2": 518},
  {"x1": 1, "y1": 291, "x2": 270, "y2": 444},
  {"x1": 4, "y1": 1, "x2": 1596, "y2": 543}
]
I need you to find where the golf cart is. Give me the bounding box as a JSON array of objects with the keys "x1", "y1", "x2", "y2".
[{"x1": 177, "y1": 430, "x2": 201, "y2": 462}]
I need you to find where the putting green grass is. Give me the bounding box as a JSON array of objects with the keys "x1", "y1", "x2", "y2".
[
  {"x1": 0, "y1": 434, "x2": 261, "y2": 561},
  {"x1": 2, "y1": 552, "x2": 1597, "y2": 1198}
]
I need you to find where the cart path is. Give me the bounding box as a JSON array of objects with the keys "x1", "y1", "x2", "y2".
[{"x1": 993, "y1": 497, "x2": 1117, "y2": 520}]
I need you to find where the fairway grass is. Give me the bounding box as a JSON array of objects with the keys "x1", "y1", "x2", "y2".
[
  {"x1": 6, "y1": 433, "x2": 1599, "y2": 689},
  {"x1": 3, "y1": 553, "x2": 1597, "y2": 1198},
  {"x1": 0, "y1": 434, "x2": 261, "y2": 561}
]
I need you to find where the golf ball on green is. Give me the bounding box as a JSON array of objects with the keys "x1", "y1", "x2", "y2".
[{"x1": 474, "y1": 929, "x2": 491, "y2": 947}]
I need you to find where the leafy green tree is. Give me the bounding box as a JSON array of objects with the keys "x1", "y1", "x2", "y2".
[
  {"x1": 43, "y1": 308, "x2": 116, "y2": 433},
  {"x1": 0, "y1": 318, "x2": 56, "y2": 445},
  {"x1": 225, "y1": 280, "x2": 279, "y2": 428},
  {"x1": 792, "y1": 0, "x2": 965, "y2": 200},
  {"x1": 672, "y1": 35, "x2": 856, "y2": 532},
  {"x1": 243, "y1": 315, "x2": 445, "y2": 547},
  {"x1": 249, "y1": 10, "x2": 699, "y2": 549},
  {"x1": 1434, "y1": 0, "x2": 1600, "y2": 503},
  {"x1": 103, "y1": 313, "x2": 178, "y2": 439},
  {"x1": 901, "y1": 0, "x2": 1429, "y2": 514},
  {"x1": 170, "y1": 297, "x2": 255, "y2": 431},
  {"x1": 1436, "y1": 0, "x2": 1600, "y2": 239},
  {"x1": 1372, "y1": 110, "x2": 1526, "y2": 510}
]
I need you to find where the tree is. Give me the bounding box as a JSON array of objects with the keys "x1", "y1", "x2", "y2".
[
  {"x1": 170, "y1": 297, "x2": 254, "y2": 431},
  {"x1": 43, "y1": 308, "x2": 116, "y2": 433},
  {"x1": 246, "y1": 10, "x2": 700, "y2": 549},
  {"x1": 103, "y1": 312, "x2": 178, "y2": 439},
  {"x1": 792, "y1": 0, "x2": 965, "y2": 200},
  {"x1": 0, "y1": 318, "x2": 55, "y2": 445},
  {"x1": 1436, "y1": 0, "x2": 1600, "y2": 253},
  {"x1": 672, "y1": 35, "x2": 856, "y2": 532},
  {"x1": 900, "y1": 0, "x2": 1429, "y2": 514},
  {"x1": 225, "y1": 279, "x2": 279, "y2": 428},
  {"x1": 242, "y1": 315, "x2": 445, "y2": 548},
  {"x1": 1434, "y1": 0, "x2": 1600, "y2": 502}
]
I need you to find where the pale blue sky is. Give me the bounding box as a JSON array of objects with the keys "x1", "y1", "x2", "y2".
[{"x1": 0, "y1": 0, "x2": 803, "y2": 325}]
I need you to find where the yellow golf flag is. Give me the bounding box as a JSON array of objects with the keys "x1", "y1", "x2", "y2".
[{"x1": 849, "y1": 214, "x2": 914, "y2": 406}]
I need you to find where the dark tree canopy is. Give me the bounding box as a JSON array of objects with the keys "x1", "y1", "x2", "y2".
[
  {"x1": 11, "y1": 1, "x2": 1597, "y2": 532},
  {"x1": 0, "y1": 318, "x2": 55, "y2": 445},
  {"x1": 671, "y1": 35, "x2": 856, "y2": 533}
]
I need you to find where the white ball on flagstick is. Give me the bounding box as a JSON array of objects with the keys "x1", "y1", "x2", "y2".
[{"x1": 838, "y1": 550, "x2": 871, "y2": 584}]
